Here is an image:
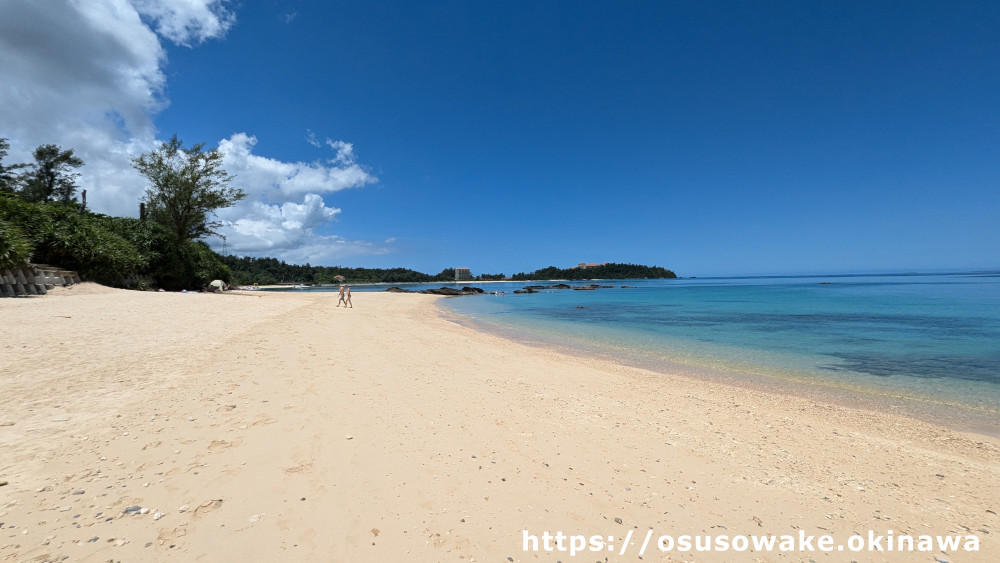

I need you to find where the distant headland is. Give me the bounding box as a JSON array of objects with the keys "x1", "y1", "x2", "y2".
[{"x1": 221, "y1": 256, "x2": 677, "y2": 286}]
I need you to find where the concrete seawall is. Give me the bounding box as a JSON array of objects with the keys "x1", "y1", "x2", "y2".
[{"x1": 0, "y1": 264, "x2": 81, "y2": 297}]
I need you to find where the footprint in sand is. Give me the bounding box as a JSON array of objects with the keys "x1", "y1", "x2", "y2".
[
  {"x1": 250, "y1": 416, "x2": 275, "y2": 427},
  {"x1": 158, "y1": 526, "x2": 187, "y2": 546},
  {"x1": 208, "y1": 440, "x2": 230, "y2": 452},
  {"x1": 164, "y1": 465, "x2": 188, "y2": 477},
  {"x1": 193, "y1": 499, "x2": 223, "y2": 519},
  {"x1": 283, "y1": 462, "x2": 313, "y2": 475},
  {"x1": 207, "y1": 437, "x2": 245, "y2": 452}
]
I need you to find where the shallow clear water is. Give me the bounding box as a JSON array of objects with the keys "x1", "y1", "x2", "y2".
[{"x1": 435, "y1": 273, "x2": 1000, "y2": 434}]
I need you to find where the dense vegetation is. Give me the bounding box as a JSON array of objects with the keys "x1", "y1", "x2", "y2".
[
  {"x1": 0, "y1": 195, "x2": 230, "y2": 288},
  {"x1": 1, "y1": 136, "x2": 234, "y2": 289},
  {"x1": 510, "y1": 263, "x2": 676, "y2": 280},
  {"x1": 221, "y1": 257, "x2": 675, "y2": 285},
  {"x1": 221, "y1": 255, "x2": 457, "y2": 285}
]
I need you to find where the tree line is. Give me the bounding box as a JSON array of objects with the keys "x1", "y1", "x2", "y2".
[
  {"x1": 221, "y1": 255, "x2": 459, "y2": 286},
  {"x1": 219, "y1": 258, "x2": 675, "y2": 286},
  {"x1": 510, "y1": 263, "x2": 676, "y2": 281},
  {"x1": 1, "y1": 135, "x2": 244, "y2": 290}
]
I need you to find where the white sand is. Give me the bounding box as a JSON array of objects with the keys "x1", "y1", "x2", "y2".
[{"x1": 1, "y1": 285, "x2": 997, "y2": 561}]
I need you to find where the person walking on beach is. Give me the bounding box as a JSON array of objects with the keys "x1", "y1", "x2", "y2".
[
  {"x1": 344, "y1": 285, "x2": 352, "y2": 308},
  {"x1": 337, "y1": 285, "x2": 347, "y2": 307}
]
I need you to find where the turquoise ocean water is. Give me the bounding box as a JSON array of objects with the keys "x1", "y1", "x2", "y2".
[
  {"x1": 436, "y1": 273, "x2": 1000, "y2": 436},
  {"x1": 285, "y1": 272, "x2": 1000, "y2": 435}
]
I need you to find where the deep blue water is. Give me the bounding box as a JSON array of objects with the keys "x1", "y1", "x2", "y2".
[{"x1": 435, "y1": 273, "x2": 1000, "y2": 433}]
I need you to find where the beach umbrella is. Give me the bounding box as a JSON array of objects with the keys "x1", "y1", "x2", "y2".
[{"x1": 334, "y1": 275, "x2": 346, "y2": 282}]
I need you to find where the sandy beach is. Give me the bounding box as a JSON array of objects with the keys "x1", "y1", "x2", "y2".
[{"x1": 1, "y1": 285, "x2": 997, "y2": 562}]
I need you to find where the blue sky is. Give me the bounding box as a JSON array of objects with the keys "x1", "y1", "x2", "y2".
[{"x1": 2, "y1": 1, "x2": 997, "y2": 276}]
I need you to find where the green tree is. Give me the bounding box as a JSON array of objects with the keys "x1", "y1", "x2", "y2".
[
  {"x1": 20, "y1": 144, "x2": 84, "y2": 204},
  {"x1": 131, "y1": 135, "x2": 246, "y2": 242},
  {"x1": 0, "y1": 138, "x2": 27, "y2": 194},
  {"x1": 431, "y1": 268, "x2": 456, "y2": 281},
  {"x1": 509, "y1": 262, "x2": 676, "y2": 281},
  {"x1": 154, "y1": 240, "x2": 231, "y2": 291}
]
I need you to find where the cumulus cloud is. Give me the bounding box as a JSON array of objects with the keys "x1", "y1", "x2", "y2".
[
  {"x1": 0, "y1": 0, "x2": 234, "y2": 217},
  {"x1": 0, "y1": 0, "x2": 170, "y2": 216},
  {"x1": 0, "y1": 0, "x2": 387, "y2": 265},
  {"x1": 218, "y1": 194, "x2": 339, "y2": 251},
  {"x1": 219, "y1": 133, "x2": 376, "y2": 200},
  {"x1": 217, "y1": 198, "x2": 391, "y2": 265},
  {"x1": 208, "y1": 132, "x2": 384, "y2": 261},
  {"x1": 213, "y1": 133, "x2": 380, "y2": 261}
]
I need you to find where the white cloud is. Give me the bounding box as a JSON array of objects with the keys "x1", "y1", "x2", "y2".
[
  {"x1": 217, "y1": 194, "x2": 339, "y2": 250},
  {"x1": 213, "y1": 133, "x2": 382, "y2": 261},
  {"x1": 326, "y1": 139, "x2": 356, "y2": 165},
  {"x1": 0, "y1": 0, "x2": 233, "y2": 217},
  {"x1": 216, "y1": 192, "x2": 390, "y2": 265},
  {"x1": 0, "y1": 1, "x2": 388, "y2": 265},
  {"x1": 131, "y1": 0, "x2": 234, "y2": 46},
  {"x1": 0, "y1": 0, "x2": 168, "y2": 216},
  {"x1": 305, "y1": 130, "x2": 322, "y2": 148},
  {"x1": 219, "y1": 133, "x2": 376, "y2": 201}
]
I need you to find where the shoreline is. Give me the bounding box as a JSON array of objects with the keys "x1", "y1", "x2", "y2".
[
  {"x1": 437, "y1": 303, "x2": 1000, "y2": 440},
  {"x1": 1, "y1": 286, "x2": 997, "y2": 561}
]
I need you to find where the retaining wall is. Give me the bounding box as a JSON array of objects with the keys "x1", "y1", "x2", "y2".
[{"x1": 0, "y1": 264, "x2": 81, "y2": 297}]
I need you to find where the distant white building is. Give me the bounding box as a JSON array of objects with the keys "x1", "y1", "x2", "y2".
[
  {"x1": 576, "y1": 262, "x2": 608, "y2": 269},
  {"x1": 455, "y1": 267, "x2": 473, "y2": 281}
]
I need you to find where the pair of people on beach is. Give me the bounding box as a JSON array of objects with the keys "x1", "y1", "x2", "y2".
[{"x1": 337, "y1": 284, "x2": 352, "y2": 308}]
